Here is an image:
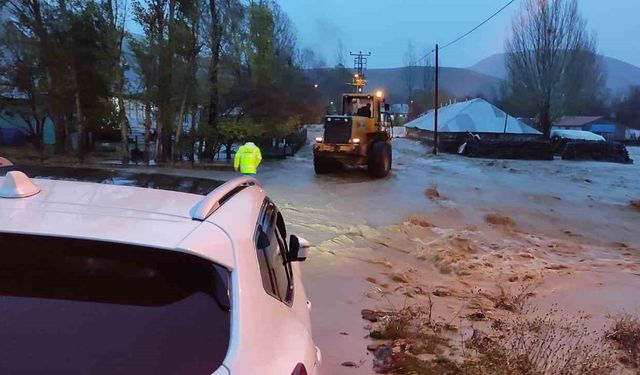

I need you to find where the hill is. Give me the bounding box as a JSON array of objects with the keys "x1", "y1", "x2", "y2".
[
  {"x1": 470, "y1": 53, "x2": 640, "y2": 94},
  {"x1": 309, "y1": 66, "x2": 502, "y2": 103}
]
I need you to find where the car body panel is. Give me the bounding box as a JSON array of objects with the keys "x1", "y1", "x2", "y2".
[{"x1": 208, "y1": 187, "x2": 318, "y2": 375}]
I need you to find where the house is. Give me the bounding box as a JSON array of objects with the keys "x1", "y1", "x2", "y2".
[
  {"x1": 404, "y1": 98, "x2": 542, "y2": 142},
  {"x1": 552, "y1": 116, "x2": 630, "y2": 140},
  {"x1": 0, "y1": 105, "x2": 56, "y2": 146}
]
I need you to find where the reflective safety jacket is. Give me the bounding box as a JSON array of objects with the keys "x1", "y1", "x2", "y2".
[{"x1": 234, "y1": 142, "x2": 263, "y2": 174}]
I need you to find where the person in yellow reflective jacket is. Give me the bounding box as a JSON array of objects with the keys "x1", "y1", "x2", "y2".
[{"x1": 234, "y1": 141, "x2": 263, "y2": 176}]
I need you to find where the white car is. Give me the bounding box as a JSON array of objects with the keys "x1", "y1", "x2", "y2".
[{"x1": 0, "y1": 171, "x2": 321, "y2": 375}]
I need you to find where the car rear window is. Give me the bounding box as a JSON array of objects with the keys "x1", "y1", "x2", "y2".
[{"x1": 0, "y1": 233, "x2": 231, "y2": 375}]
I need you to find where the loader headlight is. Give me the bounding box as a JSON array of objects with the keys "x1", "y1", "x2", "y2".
[
  {"x1": 315, "y1": 137, "x2": 323, "y2": 143},
  {"x1": 351, "y1": 138, "x2": 360, "y2": 144}
]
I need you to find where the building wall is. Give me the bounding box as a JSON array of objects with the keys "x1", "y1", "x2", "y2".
[
  {"x1": 0, "y1": 111, "x2": 55, "y2": 145},
  {"x1": 585, "y1": 123, "x2": 627, "y2": 140}
]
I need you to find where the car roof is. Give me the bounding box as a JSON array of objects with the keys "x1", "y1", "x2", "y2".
[{"x1": 0, "y1": 174, "x2": 254, "y2": 268}]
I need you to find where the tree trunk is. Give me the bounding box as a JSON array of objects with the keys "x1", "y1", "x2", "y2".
[
  {"x1": 117, "y1": 84, "x2": 128, "y2": 164},
  {"x1": 174, "y1": 91, "x2": 188, "y2": 163},
  {"x1": 116, "y1": 58, "x2": 129, "y2": 164},
  {"x1": 155, "y1": 0, "x2": 177, "y2": 163},
  {"x1": 33, "y1": 117, "x2": 45, "y2": 163},
  {"x1": 205, "y1": 0, "x2": 222, "y2": 159},
  {"x1": 190, "y1": 103, "x2": 198, "y2": 165},
  {"x1": 74, "y1": 90, "x2": 85, "y2": 160},
  {"x1": 53, "y1": 115, "x2": 66, "y2": 154},
  {"x1": 144, "y1": 100, "x2": 152, "y2": 164},
  {"x1": 225, "y1": 141, "x2": 233, "y2": 160},
  {"x1": 540, "y1": 107, "x2": 552, "y2": 138}
]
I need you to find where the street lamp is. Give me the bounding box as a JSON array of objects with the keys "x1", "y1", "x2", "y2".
[{"x1": 313, "y1": 83, "x2": 318, "y2": 89}]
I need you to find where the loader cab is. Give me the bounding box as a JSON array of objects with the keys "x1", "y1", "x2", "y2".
[
  {"x1": 343, "y1": 95, "x2": 373, "y2": 118},
  {"x1": 341, "y1": 93, "x2": 392, "y2": 128}
]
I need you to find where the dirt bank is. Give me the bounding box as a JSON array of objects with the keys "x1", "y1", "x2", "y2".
[{"x1": 305, "y1": 208, "x2": 640, "y2": 373}]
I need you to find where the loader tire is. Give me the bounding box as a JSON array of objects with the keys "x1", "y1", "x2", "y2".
[{"x1": 368, "y1": 141, "x2": 391, "y2": 178}]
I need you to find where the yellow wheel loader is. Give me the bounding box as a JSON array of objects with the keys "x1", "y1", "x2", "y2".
[{"x1": 313, "y1": 91, "x2": 393, "y2": 178}]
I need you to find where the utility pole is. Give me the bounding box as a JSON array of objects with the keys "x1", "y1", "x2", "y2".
[
  {"x1": 433, "y1": 44, "x2": 439, "y2": 155},
  {"x1": 349, "y1": 51, "x2": 371, "y2": 92}
]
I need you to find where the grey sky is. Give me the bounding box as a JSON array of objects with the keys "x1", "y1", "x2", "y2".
[{"x1": 278, "y1": 0, "x2": 640, "y2": 68}]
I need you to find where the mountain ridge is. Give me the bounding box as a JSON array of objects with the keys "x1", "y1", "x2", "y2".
[{"x1": 469, "y1": 53, "x2": 640, "y2": 94}]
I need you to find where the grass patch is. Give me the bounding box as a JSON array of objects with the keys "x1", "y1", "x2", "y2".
[
  {"x1": 484, "y1": 213, "x2": 516, "y2": 227},
  {"x1": 370, "y1": 306, "x2": 618, "y2": 374},
  {"x1": 370, "y1": 315, "x2": 410, "y2": 340},
  {"x1": 606, "y1": 313, "x2": 640, "y2": 369},
  {"x1": 494, "y1": 283, "x2": 536, "y2": 313}
]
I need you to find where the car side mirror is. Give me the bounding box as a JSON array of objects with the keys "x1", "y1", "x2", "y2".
[
  {"x1": 288, "y1": 235, "x2": 310, "y2": 262},
  {"x1": 257, "y1": 225, "x2": 270, "y2": 249}
]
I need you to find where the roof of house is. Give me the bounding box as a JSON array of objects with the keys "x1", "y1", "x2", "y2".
[
  {"x1": 553, "y1": 116, "x2": 603, "y2": 127},
  {"x1": 404, "y1": 98, "x2": 542, "y2": 135}
]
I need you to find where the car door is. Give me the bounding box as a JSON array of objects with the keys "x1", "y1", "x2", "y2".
[{"x1": 255, "y1": 200, "x2": 317, "y2": 373}]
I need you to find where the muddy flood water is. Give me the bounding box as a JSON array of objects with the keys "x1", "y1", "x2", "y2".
[{"x1": 5, "y1": 130, "x2": 640, "y2": 374}]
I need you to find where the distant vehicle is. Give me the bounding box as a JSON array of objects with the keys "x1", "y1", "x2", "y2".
[
  {"x1": 313, "y1": 91, "x2": 393, "y2": 178},
  {"x1": 0, "y1": 172, "x2": 321, "y2": 375}
]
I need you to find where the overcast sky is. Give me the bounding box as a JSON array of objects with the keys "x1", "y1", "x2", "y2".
[{"x1": 277, "y1": 0, "x2": 640, "y2": 69}]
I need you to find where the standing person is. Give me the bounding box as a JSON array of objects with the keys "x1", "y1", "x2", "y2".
[
  {"x1": 234, "y1": 141, "x2": 262, "y2": 177},
  {"x1": 357, "y1": 103, "x2": 372, "y2": 117}
]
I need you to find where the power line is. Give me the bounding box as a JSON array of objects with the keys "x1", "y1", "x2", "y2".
[
  {"x1": 440, "y1": 0, "x2": 517, "y2": 51},
  {"x1": 414, "y1": 0, "x2": 518, "y2": 64}
]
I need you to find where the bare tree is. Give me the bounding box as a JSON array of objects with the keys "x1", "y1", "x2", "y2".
[
  {"x1": 505, "y1": 0, "x2": 603, "y2": 137},
  {"x1": 403, "y1": 41, "x2": 416, "y2": 102},
  {"x1": 422, "y1": 52, "x2": 433, "y2": 94},
  {"x1": 335, "y1": 38, "x2": 347, "y2": 68}
]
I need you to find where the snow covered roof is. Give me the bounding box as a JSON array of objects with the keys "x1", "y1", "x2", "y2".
[
  {"x1": 405, "y1": 98, "x2": 542, "y2": 135},
  {"x1": 550, "y1": 129, "x2": 605, "y2": 141}
]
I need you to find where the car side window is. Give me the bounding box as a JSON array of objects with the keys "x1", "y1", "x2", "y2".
[{"x1": 255, "y1": 201, "x2": 294, "y2": 304}]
